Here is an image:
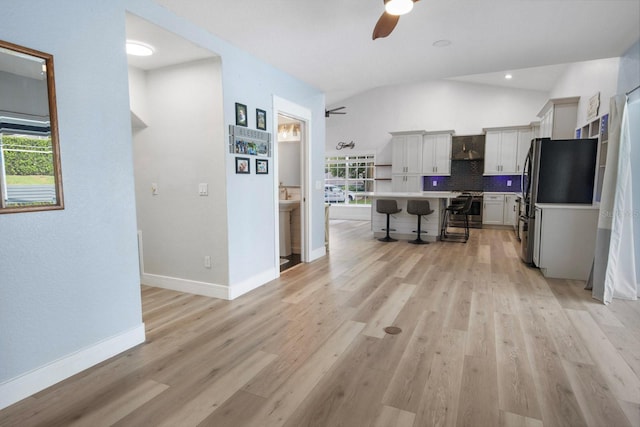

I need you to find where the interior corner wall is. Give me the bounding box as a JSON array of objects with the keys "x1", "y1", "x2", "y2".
[
  {"x1": 549, "y1": 57, "x2": 621, "y2": 126},
  {"x1": 0, "y1": 0, "x2": 144, "y2": 408},
  {"x1": 325, "y1": 80, "x2": 548, "y2": 163},
  {"x1": 131, "y1": 58, "x2": 228, "y2": 291}
]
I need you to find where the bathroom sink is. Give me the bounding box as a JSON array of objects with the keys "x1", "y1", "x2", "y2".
[{"x1": 279, "y1": 200, "x2": 300, "y2": 211}]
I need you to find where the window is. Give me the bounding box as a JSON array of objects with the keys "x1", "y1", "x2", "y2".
[{"x1": 324, "y1": 154, "x2": 375, "y2": 205}]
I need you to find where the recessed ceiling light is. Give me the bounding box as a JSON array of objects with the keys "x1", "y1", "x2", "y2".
[
  {"x1": 505, "y1": 74, "x2": 513, "y2": 79},
  {"x1": 432, "y1": 40, "x2": 452, "y2": 48},
  {"x1": 126, "y1": 41, "x2": 154, "y2": 57}
]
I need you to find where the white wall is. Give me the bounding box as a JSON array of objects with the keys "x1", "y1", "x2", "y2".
[
  {"x1": 131, "y1": 58, "x2": 229, "y2": 290},
  {"x1": 0, "y1": 71, "x2": 48, "y2": 117},
  {"x1": 0, "y1": 0, "x2": 144, "y2": 407},
  {"x1": 127, "y1": 66, "x2": 150, "y2": 127},
  {"x1": 326, "y1": 80, "x2": 548, "y2": 163},
  {"x1": 0, "y1": 0, "x2": 325, "y2": 408},
  {"x1": 549, "y1": 57, "x2": 620, "y2": 126}
]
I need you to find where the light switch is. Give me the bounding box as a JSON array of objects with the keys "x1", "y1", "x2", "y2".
[
  {"x1": 151, "y1": 182, "x2": 159, "y2": 195},
  {"x1": 199, "y1": 183, "x2": 208, "y2": 196}
]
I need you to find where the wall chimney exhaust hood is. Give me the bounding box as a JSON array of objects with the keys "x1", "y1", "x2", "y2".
[{"x1": 452, "y1": 135, "x2": 485, "y2": 160}]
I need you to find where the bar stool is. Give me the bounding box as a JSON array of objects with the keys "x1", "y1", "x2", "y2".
[
  {"x1": 407, "y1": 199, "x2": 434, "y2": 244},
  {"x1": 440, "y1": 194, "x2": 473, "y2": 243},
  {"x1": 376, "y1": 199, "x2": 402, "y2": 242}
]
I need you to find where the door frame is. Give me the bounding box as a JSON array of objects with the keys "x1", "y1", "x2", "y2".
[{"x1": 272, "y1": 96, "x2": 312, "y2": 269}]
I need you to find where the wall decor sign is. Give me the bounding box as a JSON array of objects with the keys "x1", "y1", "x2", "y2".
[
  {"x1": 256, "y1": 158, "x2": 268, "y2": 174},
  {"x1": 256, "y1": 108, "x2": 267, "y2": 130},
  {"x1": 235, "y1": 102, "x2": 248, "y2": 127},
  {"x1": 229, "y1": 125, "x2": 271, "y2": 157},
  {"x1": 587, "y1": 92, "x2": 600, "y2": 121},
  {"x1": 235, "y1": 157, "x2": 250, "y2": 174}
]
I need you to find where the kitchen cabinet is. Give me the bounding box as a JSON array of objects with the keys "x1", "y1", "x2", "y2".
[
  {"x1": 422, "y1": 132, "x2": 453, "y2": 175},
  {"x1": 391, "y1": 131, "x2": 423, "y2": 174},
  {"x1": 503, "y1": 194, "x2": 518, "y2": 229},
  {"x1": 533, "y1": 204, "x2": 598, "y2": 280},
  {"x1": 391, "y1": 131, "x2": 424, "y2": 192},
  {"x1": 391, "y1": 175, "x2": 422, "y2": 192},
  {"x1": 516, "y1": 128, "x2": 532, "y2": 174},
  {"x1": 483, "y1": 194, "x2": 505, "y2": 225},
  {"x1": 484, "y1": 130, "x2": 518, "y2": 174},
  {"x1": 537, "y1": 97, "x2": 579, "y2": 139}
]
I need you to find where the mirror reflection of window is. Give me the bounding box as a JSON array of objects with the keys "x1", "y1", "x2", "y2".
[{"x1": 0, "y1": 40, "x2": 63, "y2": 213}]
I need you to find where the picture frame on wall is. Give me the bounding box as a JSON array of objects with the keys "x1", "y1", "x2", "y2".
[
  {"x1": 235, "y1": 103, "x2": 248, "y2": 127},
  {"x1": 256, "y1": 108, "x2": 267, "y2": 130},
  {"x1": 235, "y1": 157, "x2": 250, "y2": 174},
  {"x1": 256, "y1": 158, "x2": 268, "y2": 174}
]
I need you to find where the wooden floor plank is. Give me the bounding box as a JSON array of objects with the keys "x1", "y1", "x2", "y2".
[{"x1": 1, "y1": 223, "x2": 638, "y2": 427}]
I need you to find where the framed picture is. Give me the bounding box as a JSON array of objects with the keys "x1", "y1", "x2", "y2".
[
  {"x1": 235, "y1": 157, "x2": 250, "y2": 174},
  {"x1": 235, "y1": 103, "x2": 248, "y2": 127},
  {"x1": 256, "y1": 158, "x2": 268, "y2": 174},
  {"x1": 256, "y1": 108, "x2": 267, "y2": 130}
]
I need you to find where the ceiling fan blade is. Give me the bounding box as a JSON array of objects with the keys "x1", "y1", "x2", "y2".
[{"x1": 372, "y1": 12, "x2": 399, "y2": 40}]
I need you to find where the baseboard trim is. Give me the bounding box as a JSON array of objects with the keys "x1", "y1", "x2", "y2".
[
  {"x1": 309, "y1": 245, "x2": 326, "y2": 261},
  {"x1": 142, "y1": 273, "x2": 229, "y2": 300},
  {"x1": 228, "y1": 268, "x2": 278, "y2": 300},
  {"x1": 0, "y1": 323, "x2": 145, "y2": 410}
]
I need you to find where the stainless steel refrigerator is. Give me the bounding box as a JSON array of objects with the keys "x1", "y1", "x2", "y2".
[{"x1": 520, "y1": 137, "x2": 598, "y2": 264}]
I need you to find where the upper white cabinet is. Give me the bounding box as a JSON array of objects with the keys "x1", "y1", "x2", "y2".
[
  {"x1": 484, "y1": 126, "x2": 533, "y2": 175},
  {"x1": 391, "y1": 175, "x2": 422, "y2": 192},
  {"x1": 516, "y1": 128, "x2": 532, "y2": 174},
  {"x1": 484, "y1": 129, "x2": 518, "y2": 174},
  {"x1": 537, "y1": 97, "x2": 579, "y2": 139},
  {"x1": 422, "y1": 131, "x2": 453, "y2": 175},
  {"x1": 391, "y1": 131, "x2": 424, "y2": 174}
]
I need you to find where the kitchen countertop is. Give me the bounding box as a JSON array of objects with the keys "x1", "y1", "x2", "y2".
[
  {"x1": 535, "y1": 203, "x2": 599, "y2": 210},
  {"x1": 370, "y1": 191, "x2": 460, "y2": 198}
]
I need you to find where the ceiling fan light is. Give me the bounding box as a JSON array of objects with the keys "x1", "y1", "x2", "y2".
[{"x1": 385, "y1": 0, "x2": 414, "y2": 16}]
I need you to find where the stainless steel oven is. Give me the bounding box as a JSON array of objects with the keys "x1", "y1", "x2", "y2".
[{"x1": 448, "y1": 192, "x2": 483, "y2": 228}]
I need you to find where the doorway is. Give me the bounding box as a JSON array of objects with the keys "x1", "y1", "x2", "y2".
[
  {"x1": 273, "y1": 96, "x2": 312, "y2": 274},
  {"x1": 277, "y1": 114, "x2": 303, "y2": 272}
]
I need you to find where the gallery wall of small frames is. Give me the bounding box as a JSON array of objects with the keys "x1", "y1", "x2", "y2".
[{"x1": 231, "y1": 102, "x2": 271, "y2": 175}]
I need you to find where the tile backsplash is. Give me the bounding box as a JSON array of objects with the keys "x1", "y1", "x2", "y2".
[{"x1": 422, "y1": 160, "x2": 521, "y2": 193}]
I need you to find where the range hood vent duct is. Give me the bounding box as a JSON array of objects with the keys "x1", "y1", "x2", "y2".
[{"x1": 451, "y1": 135, "x2": 485, "y2": 160}]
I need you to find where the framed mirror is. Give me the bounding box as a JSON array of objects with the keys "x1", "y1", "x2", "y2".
[{"x1": 0, "y1": 39, "x2": 63, "y2": 213}]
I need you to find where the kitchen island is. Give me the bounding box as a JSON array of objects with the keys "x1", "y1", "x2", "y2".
[{"x1": 370, "y1": 192, "x2": 458, "y2": 242}]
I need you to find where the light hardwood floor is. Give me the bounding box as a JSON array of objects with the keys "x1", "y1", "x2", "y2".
[{"x1": 2, "y1": 221, "x2": 640, "y2": 427}]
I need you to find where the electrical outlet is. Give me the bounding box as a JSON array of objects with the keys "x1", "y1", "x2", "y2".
[
  {"x1": 204, "y1": 256, "x2": 211, "y2": 268},
  {"x1": 432, "y1": 180, "x2": 437, "y2": 187},
  {"x1": 199, "y1": 183, "x2": 208, "y2": 196},
  {"x1": 506, "y1": 180, "x2": 512, "y2": 187},
  {"x1": 151, "y1": 183, "x2": 159, "y2": 195}
]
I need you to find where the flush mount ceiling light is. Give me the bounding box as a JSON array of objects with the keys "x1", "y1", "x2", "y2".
[
  {"x1": 385, "y1": 0, "x2": 414, "y2": 15},
  {"x1": 126, "y1": 41, "x2": 154, "y2": 57},
  {"x1": 505, "y1": 73, "x2": 513, "y2": 79}
]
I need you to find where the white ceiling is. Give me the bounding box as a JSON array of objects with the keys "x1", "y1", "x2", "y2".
[{"x1": 136, "y1": 1, "x2": 639, "y2": 105}]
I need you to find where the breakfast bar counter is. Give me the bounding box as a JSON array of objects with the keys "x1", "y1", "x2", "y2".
[{"x1": 370, "y1": 192, "x2": 458, "y2": 242}]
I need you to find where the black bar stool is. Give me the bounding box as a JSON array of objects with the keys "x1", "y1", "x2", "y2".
[
  {"x1": 376, "y1": 199, "x2": 402, "y2": 242},
  {"x1": 407, "y1": 199, "x2": 434, "y2": 244},
  {"x1": 440, "y1": 194, "x2": 473, "y2": 243}
]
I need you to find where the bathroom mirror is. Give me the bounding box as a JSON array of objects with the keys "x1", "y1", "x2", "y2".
[{"x1": 0, "y1": 39, "x2": 63, "y2": 213}]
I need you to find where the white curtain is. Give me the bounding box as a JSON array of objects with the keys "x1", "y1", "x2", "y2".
[{"x1": 603, "y1": 94, "x2": 639, "y2": 303}]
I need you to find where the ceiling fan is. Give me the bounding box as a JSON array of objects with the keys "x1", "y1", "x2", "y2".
[
  {"x1": 325, "y1": 106, "x2": 346, "y2": 118},
  {"x1": 373, "y1": 0, "x2": 420, "y2": 40}
]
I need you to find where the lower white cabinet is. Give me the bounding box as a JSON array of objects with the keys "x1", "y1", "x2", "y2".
[
  {"x1": 534, "y1": 204, "x2": 599, "y2": 280},
  {"x1": 504, "y1": 194, "x2": 518, "y2": 229},
  {"x1": 483, "y1": 194, "x2": 505, "y2": 225}
]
